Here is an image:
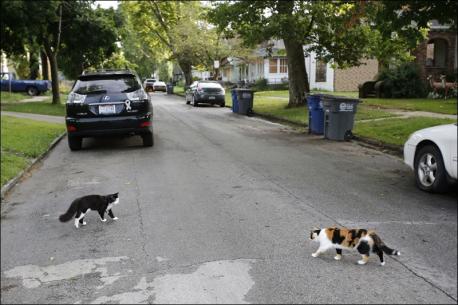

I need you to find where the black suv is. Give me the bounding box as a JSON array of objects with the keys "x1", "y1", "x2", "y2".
[{"x1": 66, "y1": 70, "x2": 153, "y2": 150}]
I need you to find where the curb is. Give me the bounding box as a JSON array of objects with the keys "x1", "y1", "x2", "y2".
[
  {"x1": 352, "y1": 135, "x2": 403, "y2": 156},
  {"x1": 1, "y1": 132, "x2": 67, "y2": 200}
]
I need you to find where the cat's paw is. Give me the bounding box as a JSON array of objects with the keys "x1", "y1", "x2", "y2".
[
  {"x1": 334, "y1": 255, "x2": 342, "y2": 261},
  {"x1": 100, "y1": 218, "x2": 107, "y2": 222},
  {"x1": 380, "y1": 261, "x2": 385, "y2": 266},
  {"x1": 357, "y1": 260, "x2": 367, "y2": 265},
  {"x1": 74, "y1": 223, "x2": 79, "y2": 229},
  {"x1": 82, "y1": 221, "x2": 87, "y2": 226},
  {"x1": 312, "y1": 252, "x2": 319, "y2": 257},
  {"x1": 112, "y1": 217, "x2": 119, "y2": 220}
]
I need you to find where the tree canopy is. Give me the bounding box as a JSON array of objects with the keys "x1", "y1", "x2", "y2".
[{"x1": 1, "y1": 0, "x2": 120, "y2": 103}]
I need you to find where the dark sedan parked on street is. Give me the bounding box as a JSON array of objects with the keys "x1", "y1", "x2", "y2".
[
  {"x1": 185, "y1": 81, "x2": 225, "y2": 107},
  {"x1": 65, "y1": 69, "x2": 153, "y2": 150}
]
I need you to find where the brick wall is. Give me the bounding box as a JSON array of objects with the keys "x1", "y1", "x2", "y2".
[
  {"x1": 334, "y1": 59, "x2": 379, "y2": 92},
  {"x1": 413, "y1": 30, "x2": 457, "y2": 82}
]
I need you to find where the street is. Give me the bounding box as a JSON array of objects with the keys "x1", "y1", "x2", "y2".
[{"x1": 1, "y1": 93, "x2": 456, "y2": 304}]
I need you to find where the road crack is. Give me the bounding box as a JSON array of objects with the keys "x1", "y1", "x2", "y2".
[{"x1": 132, "y1": 156, "x2": 150, "y2": 263}]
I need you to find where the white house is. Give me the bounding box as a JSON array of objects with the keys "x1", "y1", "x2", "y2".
[{"x1": 219, "y1": 39, "x2": 379, "y2": 92}]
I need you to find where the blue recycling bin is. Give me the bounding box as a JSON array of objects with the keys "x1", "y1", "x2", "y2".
[
  {"x1": 307, "y1": 94, "x2": 324, "y2": 134},
  {"x1": 231, "y1": 89, "x2": 239, "y2": 113}
]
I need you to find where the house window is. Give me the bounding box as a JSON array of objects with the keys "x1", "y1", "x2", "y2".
[
  {"x1": 426, "y1": 39, "x2": 448, "y2": 67},
  {"x1": 315, "y1": 60, "x2": 327, "y2": 82},
  {"x1": 269, "y1": 58, "x2": 278, "y2": 73},
  {"x1": 279, "y1": 58, "x2": 288, "y2": 73}
]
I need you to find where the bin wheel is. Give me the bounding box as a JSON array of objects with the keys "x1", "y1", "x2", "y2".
[
  {"x1": 247, "y1": 108, "x2": 254, "y2": 117},
  {"x1": 344, "y1": 130, "x2": 353, "y2": 141}
]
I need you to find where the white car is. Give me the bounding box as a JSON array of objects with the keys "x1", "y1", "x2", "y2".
[
  {"x1": 152, "y1": 81, "x2": 167, "y2": 92},
  {"x1": 143, "y1": 78, "x2": 156, "y2": 92},
  {"x1": 404, "y1": 124, "x2": 457, "y2": 193}
]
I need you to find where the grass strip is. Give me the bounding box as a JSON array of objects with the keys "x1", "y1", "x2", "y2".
[
  {"x1": 1, "y1": 101, "x2": 66, "y2": 116},
  {"x1": 353, "y1": 117, "x2": 456, "y2": 146},
  {"x1": 360, "y1": 98, "x2": 457, "y2": 115},
  {"x1": 1, "y1": 116, "x2": 65, "y2": 187},
  {"x1": 1, "y1": 115, "x2": 65, "y2": 158},
  {"x1": 0, "y1": 92, "x2": 33, "y2": 103},
  {"x1": 0, "y1": 152, "x2": 29, "y2": 187}
]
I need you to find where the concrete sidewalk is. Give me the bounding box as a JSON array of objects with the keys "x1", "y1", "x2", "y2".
[{"x1": 1, "y1": 111, "x2": 64, "y2": 124}]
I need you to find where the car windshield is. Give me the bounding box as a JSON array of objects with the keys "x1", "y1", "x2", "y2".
[{"x1": 74, "y1": 75, "x2": 141, "y2": 94}]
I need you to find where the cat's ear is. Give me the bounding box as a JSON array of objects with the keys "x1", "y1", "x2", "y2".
[{"x1": 312, "y1": 226, "x2": 320, "y2": 231}]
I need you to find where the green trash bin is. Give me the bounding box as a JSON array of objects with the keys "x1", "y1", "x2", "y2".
[{"x1": 322, "y1": 96, "x2": 359, "y2": 141}]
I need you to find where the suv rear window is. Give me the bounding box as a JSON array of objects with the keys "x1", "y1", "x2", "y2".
[{"x1": 74, "y1": 75, "x2": 141, "y2": 94}]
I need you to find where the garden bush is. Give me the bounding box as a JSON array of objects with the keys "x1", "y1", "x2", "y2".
[{"x1": 376, "y1": 63, "x2": 427, "y2": 98}]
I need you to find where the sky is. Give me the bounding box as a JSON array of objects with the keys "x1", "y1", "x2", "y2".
[{"x1": 93, "y1": 1, "x2": 118, "y2": 9}]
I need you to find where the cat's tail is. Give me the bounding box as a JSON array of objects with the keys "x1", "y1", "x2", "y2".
[
  {"x1": 370, "y1": 233, "x2": 401, "y2": 256},
  {"x1": 59, "y1": 201, "x2": 77, "y2": 222}
]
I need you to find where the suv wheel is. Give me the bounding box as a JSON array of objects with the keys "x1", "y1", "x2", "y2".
[
  {"x1": 142, "y1": 133, "x2": 154, "y2": 147},
  {"x1": 68, "y1": 136, "x2": 82, "y2": 151},
  {"x1": 414, "y1": 145, "x2": 448, "y2": 193},
  {"x1": 192, "y1": 95, "x2": 198, "y2": 107}
]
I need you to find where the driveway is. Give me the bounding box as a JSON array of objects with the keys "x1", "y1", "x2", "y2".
[{"x1": 1, "y1": 93, "x2": 456, "y2": 304}]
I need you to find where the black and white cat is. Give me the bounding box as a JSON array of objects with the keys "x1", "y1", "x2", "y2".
[{"x1": 59, "y1": 193, "x2": 120, "y2": 228}]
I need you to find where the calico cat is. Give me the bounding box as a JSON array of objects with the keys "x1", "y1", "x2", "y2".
[
  {"x1": 59, "y1": 193, "x2": 119, "y2": 228},
  {"x1": 309, "y1": 227, "x2": 400, "y2": 266}
]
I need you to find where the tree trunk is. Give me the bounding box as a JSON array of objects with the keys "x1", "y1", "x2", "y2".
[
  {"x1": 178, "y1": 59, "x2": 193, "y2": 86},
  {"x1": 41, "y1": 50, "x2": 49, "y2": 80},
  {"x1": 44, "y1": 43, "x2": 60, "y2": 104},
  {"x1": 283, "y1": 37, "x2": 309, "y2": 107},
  {"x1": 29, "y1": 51, "x2": 39, "y2": 80}
]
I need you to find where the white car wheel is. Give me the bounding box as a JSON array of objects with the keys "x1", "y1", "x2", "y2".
[{"x1": 414, "y1": 145, "x2": 448, "y2": 193}]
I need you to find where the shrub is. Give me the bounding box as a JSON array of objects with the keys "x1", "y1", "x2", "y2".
[
  {"x1": 376, "y1": 63, "x2": 427, "y2": 98},
  {"x1": 253, "y1": 78, "x2": 268, "y2": 90}
]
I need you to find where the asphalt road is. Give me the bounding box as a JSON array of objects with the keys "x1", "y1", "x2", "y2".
[{"x1": 1, "y1": 93, "x2": 457, "y2": 304}]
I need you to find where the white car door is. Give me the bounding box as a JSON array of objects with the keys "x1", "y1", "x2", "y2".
[{"x1": 450, "y1": 131, "x2": 457, "y2": 179}]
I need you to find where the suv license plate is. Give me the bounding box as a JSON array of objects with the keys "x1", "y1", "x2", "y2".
[
  {"x1": 99, "y1": 105, "x2": 116, "y2": 114},
  {"x1": 209, "y1": 96, "x2": 215, "y2": 100}
]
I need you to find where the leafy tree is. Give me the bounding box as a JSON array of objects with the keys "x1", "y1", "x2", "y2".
[
  {"x1": 1, "y1": 1, "x2": 120, "y2": 103},
  {"x1": 118, "y1": 2, "x2": 163, "y2": 79},
  {"x1": 99, "y1": 52, "x2": 136, "y2": 71},
  {"x1": 363, "y1": 0, "x2": 457, "y2": 70},
  {"x1": 1, "y1": 1, "x2": 78, "y2": 103},
  {"x1": 209, "y1": 1, "x2": 373, "y2": 107},
  {"x1": 59, "y1": 7, "x2": 120, "y2": 79},
  {"x1": 120, "y1": 1, "x2": 223, "y2": 85}
]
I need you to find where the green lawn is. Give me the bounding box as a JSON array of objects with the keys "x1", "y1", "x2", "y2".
[
  {"x1": 223, "y1": 91, "x2": 397, "y2": 124},
  {"x1": 360, "y1": 98, "x2": 457, "y2": 115},
  {"x1": 355, "y1": 106, "x2": 399, "y2": 121},
  {"x1": 0, "y1": 92, "x2": 33, "y2": 103},
  {"x1": 1, "y1": 101, "x2": 66, "y2": 116},
  {"x1": 1, "y1": 116, "x2": 65, "y2": 186},
  {"x1": 251, "y1": 90, "x2": 457, "y2": 114},
  {"x1": 254, "y1": 97, "x2": 309, "y2": 124},
  {"x1": 354, "y1": 117, "x2": 456, "y2": 146},
  {"x1": 174, "y1": 86, "x2": 185, "y2": 95}
]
